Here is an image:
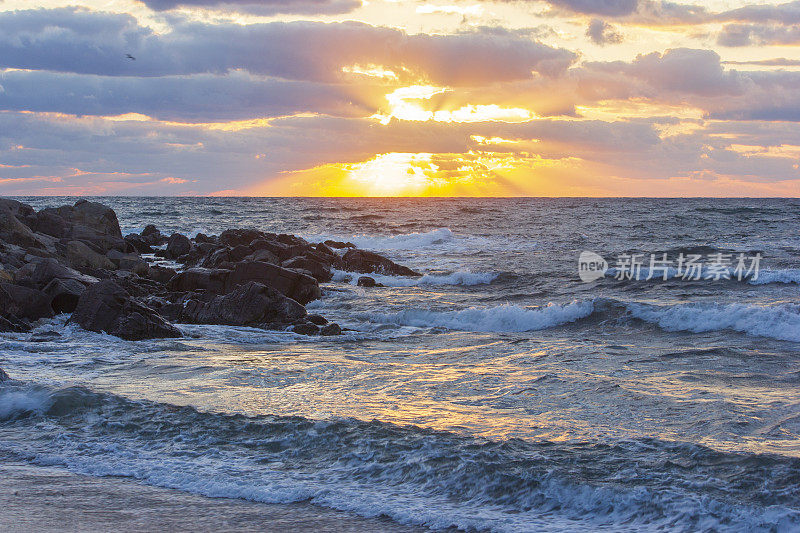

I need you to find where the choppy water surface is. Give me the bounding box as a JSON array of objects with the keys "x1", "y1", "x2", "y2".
[{"x1": 2, "y1": 198, "x2": 800, "y2": 531}]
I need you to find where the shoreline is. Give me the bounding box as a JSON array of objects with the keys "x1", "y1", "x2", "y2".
[{"x1": 0, "y1": 461, "x2": 427, "y2": 533}]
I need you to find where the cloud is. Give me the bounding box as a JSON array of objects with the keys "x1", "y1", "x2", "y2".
[
  {"x1": 716, "y1": 1, "x2": 800, "y2": 24},
  {"x1": 546, "y1": 0, "x2": 638, "y2": 16},
  {"x1": 0, "y1": 8, "x2": 576, "y2": 84},
  {"x1": 723, "y1": 58, "x2": 800, "y2": 67},
  {"x1": 717, "y1": 23, "x2": 800, "y2": 46},
  {"x1": 138, "y1": 0, "x2": 361, "y2": 15},
  {"x1": 586, "y1": 19, "x2": 623, "y2": 45},
  {"x1": 0, "y1": 70, "x2": 371, "y2": 121}
]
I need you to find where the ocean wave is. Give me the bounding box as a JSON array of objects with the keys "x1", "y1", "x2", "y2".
[
  {"x1": 626, "y1": 302, "x2": 800, "y2": 342},
  {"x1": 313, "y1": 227, "x2": 457, "y2": 251},
  {"x1": 1, "y1": 383, "x2": 798, "y2": 532},
  {"x1": 749, "y1": 269, "x2": 800, "y2": 285},
  {"x1": 358, "y1": 301, "x2": 595, "y2": 333},
  {"x1": 331, "y1": 269, "x2": 499, "y2": 287}
]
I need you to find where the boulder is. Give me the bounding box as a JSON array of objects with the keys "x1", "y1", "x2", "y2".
[
  {"x1": 0, "y1": 282, "x2": 53, "y2": 320},
  {"x1": 0, "y1": 204, "x2": 45, "y2": 249},
  {"x1": 142, "y1": 224, "x2": 160, "y2": 238},
  {"x1": 324, "y1": 240, "x2": 356, "y2": 249},
  {"x1": 66, "y1": 240, "x2": 115, "y2": 271},
  {"x1": 167, "y1": 267, "x2": 231, "y2": 294},
  {"x1": 15, "y1": 257, "x2": 97, "y2": 288},
  {"x1": 320, "y1": 323, "x2": 342, "y2": 336},
  {"x1": 282, "y1": 254, "x2": 333, "y2": 283},
  {"x1": 247, "y1": 249, "x2": 279, "y2": 264},
  {"x1": 357, "y1": 276, "x2": 378, "y2": 287},
  {"x1": 0, "y1": 367, "x2": 8, "y2": 382},
  {"x1": 166, "y1": 233, "x2": 192, "y2": 259},
  {"x1": 43, "y1": 277, "x2": 86, "y2": 314},
  {"x1": 307, "y1": 314, "x2": 328, "y2": 325},
  {"x1": 342, "y1": 249, "x2": 421, "y2": 277},
  {"x1": 180, "y1": 281, "x2": 306, "y2": 328},
  {"x1": 107, "y1": 250, "x2": 149, "y2": 275},
  {"x1": 72, "y1": 200, "x2": 123, "y2": 239},
  {"x1": 70, "y1": 280, "x2": 181, "y2": 340},
  {"x1": 219, "y1": 229, "x2": 262, "y2": 248},
  {"x1": 226, "y1": 261, "x2": 321, "y2": 304},
  {"x1": 0, "y1": 315, "x2": 30, "y2": 333},
  {"x1": 124, "y1": 234, "x2": 154, "y2": 254},
  {"x1": 292, "y1": 322, "x2": 319, "y2": 335},
  {"x1": 147, "y1": 265, "x2": 177, "y2": 284}
]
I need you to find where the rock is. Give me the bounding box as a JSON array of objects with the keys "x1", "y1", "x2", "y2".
[
  {"x1": 43, "y1": 277, "x2": 86, "y2": 314},
  {"x1": 180, "y1": 281, "x2": 306, "y2": 328},
  {"x1": 124, "y1": 234, "x2": 154, "y2": 254},
  {"x1": 292, "y1": 322, "x2": 319, "y2": 335},
  {"x1": 166, "y1": 233, "x2": 192, "y2": 259},
  {"x1": 15, "y1": 257, "x2": 97, "y2": 289},
  {"x1": 0, "y1": 204, "x2": 45, "y2": 249},
  {"x1": 324, "y1": 240, "x2": 356, "y2": 249},
  {"x1": 320, "y1": 323, "x2": 342, "y2": 336},
  {"x1": 282, "y1": 255, "x2": 333, "y2": 283},
  {"x1": 72, "y1": 200, "x2": 123, "y2": 239},
  {"x1": 307, "y1": 314, "x2": 328, "y2": 325},
  {"x1": 342, "y1": 249, "x2": 421, "y2": 277},
  {"x1": 250, "y1": 239, "x2": 290, "y2": 261},
  {"x1": 142, "y1": 225, "x2": 160, "y2": 238},
  {"x1": 219, "y1": 229, "x2": 262, "y2": 248},
  {"x1": 0, "y1": 367, "x2": 9, "y2": 382},
  {"x1": 229, "y1": 244, "x2": 252, "y2": 262},
  {"x1": 226, "y1": 261, "x2": 321, "y2": 304},
  {"x1": 0, "y1": 198, "x2": 35, "y2": 220},
  {"x1": 194, "y1": 233, "x2": 215, "y2": 244},
  {"x1": 247, "y1": 249, "x2": 279, "y2": 264},
  {"x1": 0, "y1": 282, "x2": 53, "y2": 320},
  {"x1": 107, "y1": 250, "x2": 149, "y2": 275},
  {"x1": 147, "y1": 265, "x2": 177, "y2": 284},
  {"x1": 70, "y1": 280, "x2": 181, "y2": 340},
  {"x1": 0, "y1": 315, "x2": 30, "y2": 333},
  {"x1": 167, "y1": 267, "x2": 231, "y2": 294},
  {"x1": 357, "y1": 276, "x2": 378, "y2": 287},
  {"x1": 66, "y1": 240, "x2": 116, "y2": 271}
]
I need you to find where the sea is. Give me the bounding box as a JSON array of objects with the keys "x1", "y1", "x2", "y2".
[{"x1": 1, "y1": 197, "x2": 800, "y2": 532}]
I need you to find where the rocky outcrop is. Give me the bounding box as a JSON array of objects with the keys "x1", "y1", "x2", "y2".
[
  {"x1": 342, "y1": 249, "x2": 421, "y2": 277},
  {"x1": 167, "y1": 233, "x2": 192, "y2": 259},
  {"x1": 70, "y1": 280, "x2": 181, "y2": 340},
  {"x1": 0, "y1": 197, "x2": 421, "y2": 340},
  {"x1": 180, "y1": 281, "x2": 306, "y2": 329}
]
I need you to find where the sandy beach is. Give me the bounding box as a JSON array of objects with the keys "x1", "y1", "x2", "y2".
[{"x1": 0, "y1": 461, "x2": 425, "y2": 532}]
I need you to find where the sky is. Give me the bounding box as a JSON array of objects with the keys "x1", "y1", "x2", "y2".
[{"x1": 0, "y1": 0, "x2": 799, "y2": 196}]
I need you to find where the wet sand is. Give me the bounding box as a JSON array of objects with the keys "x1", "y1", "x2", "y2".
[{"x1": 0, "y1": 461, "x2": 426, "y2": 532}]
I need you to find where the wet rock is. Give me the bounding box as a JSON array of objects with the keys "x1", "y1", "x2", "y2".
[
  {"x1": 72, "y1": 200, "x2": 123, "y2": 239},
  {"x1": 70, "y1": 280, "x2": 181, "y2": 340},
  {"x1": 229, "y1": 245, "x2": 252, "y2": 263},
  {"x1": 247, "y1": 249, "x2": 279, "y2": 264},
  {"x1": 43, "y1": 277, "x2": 86, "y2": 314},
  {"x1": 15, "y1": 257, "x2": 97, "y2": 289},
  {"x1": 320, "y1": 323, "x2": 342, "y2": 336},
  {"x1": 342, "y1": 249, "x2": 421, "y2": 277},
  {"x1": 307, "y1": 314, "x2": 328, "y2": 325},
  {"x1": 226, "y1": 261, "x2": 321, "y2": 304},
  {"x1": 0, "y1": 282, "x2": 54, "y2": 320},
  {"x1": 194, "y1": 233, "x2": 215, "y2": 244},
  {"x1": 0, "y1": 315, "x2": 30, "y2": 333},
  {"x1": 357, "y1": 276, "x2": 378, "y2": 287},
  {"x1": 180, "y1": 281, "x2": 306, "y2": 329},
  {"x1": 292, "y1": 322, "x2": 319, "y2": 335},
  {"x1": 0, "y1": 367, "x2": 9, "y2": 382},
  {"x1": 166, "y1": 233, "x2": 192, "y2": 259}
]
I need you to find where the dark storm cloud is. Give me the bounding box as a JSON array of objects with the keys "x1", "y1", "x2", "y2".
[
  {"x1": 138, "y1": 0, "x2": 361, "y2": 15},
  {"x1": 0, "y1": 8, "x2": 576, "y2": 84}
]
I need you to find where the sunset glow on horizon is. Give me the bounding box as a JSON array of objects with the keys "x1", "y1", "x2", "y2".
[{"x1": 1, "y1": 1, "x2": 800, "y2": 196}]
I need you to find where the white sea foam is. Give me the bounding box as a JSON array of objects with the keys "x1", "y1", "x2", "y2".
[
  {"x1": 331, "y1": 269, "x2": 498, "y2": 287},
  {"x1": 627, "y1": 302, "x2": 800, "y2": 342},
  {"x1": 359, "y1": 301, "x2": 594, "y2": 333},
  {"x1": 749, "y1": 269, "x2": 800, "y2": 285}
]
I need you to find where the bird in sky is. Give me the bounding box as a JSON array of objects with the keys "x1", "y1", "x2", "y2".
[{"x1": 125, "y1": 54, "x2": 136, "y2": 60}]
